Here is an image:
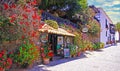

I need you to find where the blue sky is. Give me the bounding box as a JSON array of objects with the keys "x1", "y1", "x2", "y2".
[{"x1": 87, "y1": 0, "x2": 120, "y2": 24}]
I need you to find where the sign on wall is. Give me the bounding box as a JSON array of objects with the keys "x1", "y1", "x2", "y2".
[
  {"x1": 57, "y1": 36, "x2": 63, "y2": 45},
  {"x1": 40, "y1": 33, "x2": 48, "y2": 43},
  {"x1": 64, "y1": 48, "x2": 70, "y2": 58}
]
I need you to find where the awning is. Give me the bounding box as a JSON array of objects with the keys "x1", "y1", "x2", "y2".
[{"x1": 38, "y1": 24, "x2": 75, "y2": 37}]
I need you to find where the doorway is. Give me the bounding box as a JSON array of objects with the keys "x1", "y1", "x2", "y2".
[{"x1": 48, "y1": 34, "x2": 57, "y2": 55}]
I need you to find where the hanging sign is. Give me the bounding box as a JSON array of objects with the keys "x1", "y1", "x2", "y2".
[{"x1": 82, "y1": 27, "x2": 88, "y2": 33}]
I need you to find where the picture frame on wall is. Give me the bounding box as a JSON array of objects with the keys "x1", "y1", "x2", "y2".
[
  {"x1": 57, "y1": 36, "x2": 63, "y2": 45},
  {"x1": 40, "y1": 33, "x2": 48, "y2": 43},
  {"x1": 67, "y1": 37, "x2": 71, "y2": 44}
]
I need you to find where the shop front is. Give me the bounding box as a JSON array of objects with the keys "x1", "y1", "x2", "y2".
[{"x1": 39, "y1": 24, "x2": 75, "y2": 60}]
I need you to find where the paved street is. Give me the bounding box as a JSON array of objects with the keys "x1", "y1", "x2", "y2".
[{"x1": 30, "y1": 43, "x2": 120, "y2": 71}]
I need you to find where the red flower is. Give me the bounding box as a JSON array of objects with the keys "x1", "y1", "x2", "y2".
[
  {"x1": 25, "y1": 22, "x2": 29, "y2": 26},
  {"x1": 1, "y1": 50, "x2": 5, "y2": 55},
  {"x1": 6, "y1": 58, "x2": 12, "y2": 69},
  {"x1": 31, "y1": 0, "x2": 37, "y2": 5},
  {"x1": 37, "y1": 16, "x2": 41, "y2": 20},
  {"x1": 40, "y1": 48, "x2": 44, "y2": 51},
  {"x1": 0, "y1": 67, "x2": 3, "y2": 71},
  {"x1": 22, "y1": 28, "x2": 26, "y2": 32},
  {"x1": 22, "y1": 35, "x2": 25, "y2": 39},
  {"x1": 39, "y1": 23, "x2": 44, "y2": 29},
  {"x1": 10, "y1": 14, "x2": 17, "y2": 18},
  {"x1": 10, "y1": 18, "x2": 15, "y2": 23},
  {"x1": 4, "y1": 3, "x2": 9, "y2": 10},
  {"x1": 19, "y1": 22, "x2": 24, "y2": 25},
  {"x1": 10, "y1": 3, "x2": 16, "y2": 8},
  {"x1": 22, "y1": 14, "x2": 28, "y2": 19},
  {"x1": 31, "y1": 31, "x2": 36, "y2": 37},
  {"x1": 32, "y1": 22, "x2": 36, "y2": 25},
  {"x1": 41, "y1": 53, "x2": 45, "y2": 58},
  {"x1": 26, "y1": 8, "x2": 31, "y2": 12},
  {"x1": 32, "y1": 12, "x2": 37, "y2": 19},
  {"x1": 48, "y1": 51, "x2": 54, "y2": 57},
  {"x1": 0, "y1": 54, "x2": 2, "y2": 58}
]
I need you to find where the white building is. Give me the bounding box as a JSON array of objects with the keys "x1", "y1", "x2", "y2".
[{"x1": 93, "y1": 7, "x2": 115, "y2": 47}]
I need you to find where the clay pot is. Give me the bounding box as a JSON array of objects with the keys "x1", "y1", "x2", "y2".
[
  {"x1": 43, "y1": 58, "x2": 50, "y2": 65},
  {"x1": 77, "y1": 52, "x2": 81, "y2": 57}
]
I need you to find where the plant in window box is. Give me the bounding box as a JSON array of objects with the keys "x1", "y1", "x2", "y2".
[{"x1": 41, "y1": 43, "x2": 54, "y2": 64}]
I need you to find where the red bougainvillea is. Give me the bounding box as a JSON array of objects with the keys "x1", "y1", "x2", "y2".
[
  {"x1": 0, "y1": 0, "x2": 43, "y2": 42},
  {"x1": 0, "y1": 50, "x2": 12, "y2": 70}
]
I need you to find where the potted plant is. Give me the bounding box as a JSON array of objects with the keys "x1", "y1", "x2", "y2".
[
  {"x1": 77, "y1": 47, "x2": 82, "y2": 57},
  {"x1": 68, "y1": 45, "x2": 77, "y2": 57},
  {"x1": 41, "y1": 43, "x2": 54, "y2": 64},
  {"x1": 100, "y1": 42, "x2": 104, "y2": 48},
  {"x1": 0, "y1": 50, "x2": 12, "y2": 71}
]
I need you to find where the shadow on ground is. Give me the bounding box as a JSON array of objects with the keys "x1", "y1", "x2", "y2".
[
  {"x1": 47, "y1": 52, "x2": 87, "y2": 66},
  {"x1": 28, "y1": 65, "x2": 51, "y2": 71}
]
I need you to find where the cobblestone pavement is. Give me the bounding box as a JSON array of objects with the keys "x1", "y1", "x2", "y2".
[{"x1": 30, "y1": 43, "x2": 120, "y2": 71}]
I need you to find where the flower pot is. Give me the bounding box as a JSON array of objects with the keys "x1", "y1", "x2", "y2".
[
  {"x1": 28, "y1": 64, "x2": 33, "y2": 69},
  {"x1": 77, "y1": 52, "x2": 81, "y2": 57},
  {"x1": 43, "y1": 58, "x2": 50, "y2": 65}
]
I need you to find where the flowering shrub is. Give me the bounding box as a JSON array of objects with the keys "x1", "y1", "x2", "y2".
[
  {"x1": 0, "y1": 50, "x2": 12, "y2": 70},
  {"x1": 0, "y1": 0, "x2": 42, "y2": 43},
  {"x1": 41, "y1": 43, "x2": 54, "y2": 59},
  {"x1": 11, "y1": 40, "x2": 40, "y2": 68},
  {"x1": 0, "y1": 0, "x2": 42, "y2": 68},
  {"x1": 45, "y1": 20, "x2": 59, "y2": 29}
]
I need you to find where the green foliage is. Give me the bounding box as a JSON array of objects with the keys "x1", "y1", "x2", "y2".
[
  {"x1": 0, "y1": 16, "x2": 21, "y2": 43},
  {"x1": 93, "y1": 42, "x2": 101, "y2": 50},
  {"x1": 45, "y1": 20, "x2": 59, "y2": 29},
  {"x1": 115, "y1": 22, "x2": 120, "y2": 32},
  {"x1": 88, "y1": 21, "x2": 100, "y2": 36},
  {"x1": 12, "y1": 40, "x2": 39, "y2": 68},
  {"x1": 68, "y1": 44, "x2": 77, "y2": 56},
  {"x1": 39, "y1": 0, "x2": 88, "y2": 18},
  {"x1": 74, "y1": 33, "x2": 82, "y2": 48}
]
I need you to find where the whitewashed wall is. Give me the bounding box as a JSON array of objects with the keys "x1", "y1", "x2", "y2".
[{"x1": 98, "y1": 8, "x2": 112, "y2": 47}]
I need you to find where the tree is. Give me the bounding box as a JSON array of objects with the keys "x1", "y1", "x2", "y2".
[
  {"x1": 38, "y1": 0, "x2": 88, "y2": 19},
  {"x1": 115, "y1": 22, "x2": 120, "y2": 42}
]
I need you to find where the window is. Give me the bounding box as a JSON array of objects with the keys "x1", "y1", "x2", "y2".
[
  {"x1": 106, "y1": 31, "x2": 107, "y2": 37},
  {"x1": 105, "y1": 19, "x2": 108, "y2": 28}
]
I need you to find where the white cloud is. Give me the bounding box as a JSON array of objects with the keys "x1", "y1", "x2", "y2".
[
  {"x1": 106, "y1": 11, "x2": 120, "y2": 15},
  {"x1": 105, "y1": 10, "x2": 120, "y2": 24},
  {"x1": 100, "y1": 0, "x2": 120, "y2": 7},
  {"x1": 88, "y1": 0, "x2": 120, "y2": 24},
  {"x1": 105, "y1": 7, "x2": 120, "y2": 11},
  {"x1": 113, "y1": 1, "x2": 120, "y2": 5}
]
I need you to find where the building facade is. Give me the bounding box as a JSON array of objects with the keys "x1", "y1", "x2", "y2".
[
  {"x1": 95, "y1": 8, "x2": 115, "y2": 47},
  {"x1": 90, "y1": 5, "x2": 115, "y2": 47}
]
